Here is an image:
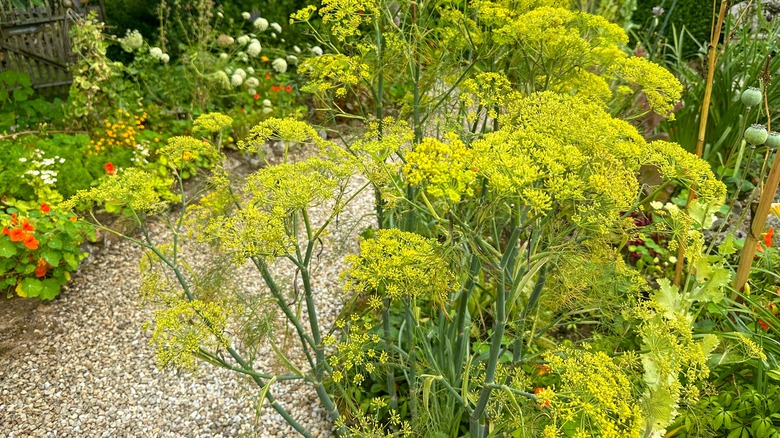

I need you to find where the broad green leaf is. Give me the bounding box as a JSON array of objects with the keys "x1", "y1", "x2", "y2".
[
  {"x1": 39, "y1": 279, "x2": 61, "y2": 300},
  {"x1": 20, "y1": 278, "x2": 42, "y2": 298},
  {"x1": 41, "y1": 250, "x2": 61, "y2": 267},
  {"x1": 719, "y1": 234, "x2": 737, "y2": 256},
  {"x1": 0, "y1": 239, "x2": 17, "y2": 258}
]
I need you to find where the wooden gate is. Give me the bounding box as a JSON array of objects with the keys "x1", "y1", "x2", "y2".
[{"x1": 0, "y1": 0, "x2": 105, "y2": 93}]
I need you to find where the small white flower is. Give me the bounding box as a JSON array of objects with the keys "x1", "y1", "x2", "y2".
[
  {"x1": 248, "y1": 88, "x2": 256, "y2": 95},
  {"x1": 59, "y1": 158, "x2": 65, "y2": 163},
  {"x1": 247, "y1": 66, "x2": 255, "y2": 74},
  {"x1": 262, "y1": 99, "x2": 272, "y2": 107},
  {"x1": 280, "y1": 38, "x2": 285, "y2": 43},
  {"x1": 242, "y1": 11, "x2": 251, "y2": 20},
  {"x1": 161, "y1": 53, "x2": 170, "y2": 63},
  {"x1": 668, "y1": 256, "x2": 677, "y2": 264},
  {"x1": 247, "y1": 41, "x2": 262, "y2": 57},
  {"x1": 271, "y1": 32, "x2": 276, "y2": 38},
  {"x1": 649, "y1": 201, "x2": 664, "y2": 210},
  {"x1": 219, "y1": 52, "x2": 228, "y2": 60},
  {"x1": 293, "y1": 45, "x2": 301, "y2": 53},
  {"x1": 237, "y1": 35, "x2": 250, "y2": 45},
  {"x1": 311, "y1": 46, "x2": 323, "y2": 56},
  {"x1": 245, "y1": 77, "x2": 259, "y2": 88},
  {"x1": 234, "y1": 68, "x2": 247, "y2": 79},
  {"x1": 253, "y1": 17, "x2": 269, "y2": 31},
  {"x1": 217, "y1": 11, "x2": 223, "y2": 18},
  {"x1": 237, "y1": 52, "x2": 248, "y2": 62},
  {"x1": 149, "y1": 47, "x2": 163, "y2": 58},
  {"x1": 271, "y1": 58, "x2": 287, "y2": 73},
  {"x1": 231, "y1": 73, "x2": 244, "y2": 87},
  {"x1": 286, "y1": 55, "x2": 298, "y2": 65},
  {"x1": 262, "y1": 107, "x2": 273, "y2": 115},
  {"x1": 18, "y1": 157, "x2": 27, "y2": 163},
  {"x1": 270, "y1": 22, "x2": 282, "y2": 33}
]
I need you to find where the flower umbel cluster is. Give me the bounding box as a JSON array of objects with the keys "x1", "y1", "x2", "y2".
[{"x1": 341, "y1": 229, "x2": 456, "y2": 302}]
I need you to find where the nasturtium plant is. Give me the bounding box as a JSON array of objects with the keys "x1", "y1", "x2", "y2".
[{"x1": 0, "y1": 204, "x2": 93, "y2": 300}]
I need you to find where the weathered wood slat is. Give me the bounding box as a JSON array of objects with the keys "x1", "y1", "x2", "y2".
[{"x1": 0, "y1": 0, "x2": 105, "y2": 90}]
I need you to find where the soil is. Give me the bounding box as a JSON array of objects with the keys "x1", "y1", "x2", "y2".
[{"x1": 0, "y1": 295, "x2": 47, "y2": 359}]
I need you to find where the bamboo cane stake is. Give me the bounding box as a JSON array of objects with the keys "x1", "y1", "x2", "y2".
[{"x1": 673, "y1": 0, "x2": 729, "y2": 286}]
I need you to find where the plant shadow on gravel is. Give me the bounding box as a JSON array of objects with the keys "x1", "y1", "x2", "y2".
[{"x1": 0, "y1": 297, "x2": 51, "y2": 359}]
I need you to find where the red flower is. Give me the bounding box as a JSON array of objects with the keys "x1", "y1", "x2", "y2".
[
  {"x1": 285, "y1": 85, "x2": 292, "y2": 92},
  {"x1": 766, "y1": 227, "x2": 775, "y2": 247},
  {"x1": 23, "y1": 234, "x2": 38, "y2": 250},
  {"x1": 9, "y1": 228, "x2": 26, "y2": 242},
  {"x1": 1, "y1": 226, "x2": 8, "y2": 236},
  {"x1": 265, "y1": 73, "x2": 271, "y2": 80},
  {"x1": 105, "y1": 162, "x2": 116, "y2": 175},
  {"x1": 253, "y1": 93, "x2": 260, "y2": 100},
  {"x1": 35, "y1": 258, "x2": 47, "y2": 278},
  {"x1": 759, "y1": 319, "x2": 770, "y2": 330},
  {"x1": 271, "y1": 85, "x2": 280, "y2": 92},
  {"x1": 40, "y1": 203, "x2": 50, "y2": 213}
]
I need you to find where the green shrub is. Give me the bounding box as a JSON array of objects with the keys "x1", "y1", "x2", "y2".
[{"x1": 633, "y1": 0, "x2": 712, "y2": 53}]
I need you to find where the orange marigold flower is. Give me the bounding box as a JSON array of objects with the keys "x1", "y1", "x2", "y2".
[
  {"x1": 23, "y1": 234, "x2": 38, "y2": 250},
  {"x1": 271, "y1": 85, "x2": 280, "y2": 92},
  {"x1": 9, "y1": 228, "x2": 26, "y2": 242},
  {"x1": 70, "y1": 216, "x2": 77, "y2": 222},
  {"x1": 285, "y1": 85, "x2": 292, "y2": 92},
  {"x1": 105, "y1": 162, "x2": 116, "y2": 175},
  {"x1": 35, "y1": 258, "x2": 47, "y2": 278},
  {"x1": 1, "y1": 226, "x2": 9, "y2": 236}
]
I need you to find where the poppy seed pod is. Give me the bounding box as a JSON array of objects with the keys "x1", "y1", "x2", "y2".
[
  {"x1": 745, "y1": 124, "x2": 769, "y2": 145},
  {"x1": 766, "y1": 131, "x2": 780, "y2": 149},
  {"x1": 741, "y1": 87, "x2": 763, "y2": 108}
]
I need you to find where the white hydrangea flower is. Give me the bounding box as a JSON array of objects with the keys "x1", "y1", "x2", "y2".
[
  {"x1": 262, "y1": 107, "x2": 273, "y2": 115},
  {"x1": 245, "y1": 77, "x2": 259, "y2": 88},
  {"x1": 247, "y1": 67, "x2": 255, "y2": 74},
  {"x1": 237, "y1": 35, "x2": 250, "y2": 45},
  {"x1": 253, "y1": 17, "x2": 269, "y2": 31},
  {"x1": 219, "y1": 52, "x2": 228, "y2": 60},
  {"x1": 293, "y1": 45, "x2": 301, "y2": 53},
  {"x1": 241, "y1": 11, "x2": 251, "y2": 20},
  {"x1": 231, "y1": 73, "x2": 244, "y2": 87},
  {"x1": 247, "y1": 41, "x2": 262, "y2": 57},
  {"x1": 286, "y1": 55, "x2": 298, "y2": 65},
  {"x1": 262, "y1": 99, "x2": 272, "y2": 107},
  {"x1": 234, "y1": 68, "x2": 247, "y2": 79},
  {"x1": 270, "y1": 22, "x2": 282, "y2": 33},
  {"x1": 271, "y1": 58, "x2": 287, "y2": 73},
  {"x1": 311, "y1": 46, "x2": 323, "y2": 56},
  {"x1": 120, "y1": 29, "x2": 144, "y2": 53}
]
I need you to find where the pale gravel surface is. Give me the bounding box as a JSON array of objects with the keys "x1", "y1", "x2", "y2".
[{"x1": 0, "y1": 155, "x2": 375, "y2": 437}]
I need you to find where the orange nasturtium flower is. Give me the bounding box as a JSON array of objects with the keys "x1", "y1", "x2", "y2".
[
  {"x1": 23, "y1": 234, "x2": 39, "y2": 250},
  {"x1": 35, "y1": 258, "x2": 48, "y2": 278},
  {"x1": 9, "y1": 228, "x2": 26, "y2": 242}
]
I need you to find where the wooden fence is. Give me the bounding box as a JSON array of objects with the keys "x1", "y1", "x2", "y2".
[{"x1": 0, "y1": 0, "x2": 105, "y2": 93}]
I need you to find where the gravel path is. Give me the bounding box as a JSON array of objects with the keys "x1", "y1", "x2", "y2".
[{"x1": 0, "y1": 167, "x2": 374, "y2": 437}]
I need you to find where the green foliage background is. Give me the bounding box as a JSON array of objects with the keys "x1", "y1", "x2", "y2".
[{"x1": 633, "y1": 0, "x2": 713, "y2": 48}]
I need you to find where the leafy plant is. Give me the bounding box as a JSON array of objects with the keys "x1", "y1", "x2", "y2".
[{"x1": 0, "y1": 204, "x2": 92, "y2": 300}]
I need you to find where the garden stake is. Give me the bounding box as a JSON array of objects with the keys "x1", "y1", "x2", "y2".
[{"x1": 674, "y1": 0, "x2": 728, "y2": 286}]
